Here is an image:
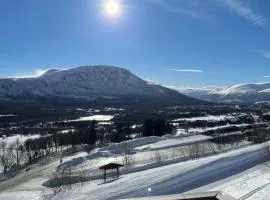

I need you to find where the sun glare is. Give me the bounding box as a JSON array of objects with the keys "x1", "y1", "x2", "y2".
[{"x1": 103, "y1": 0, "x2": 121, "y2": 17}]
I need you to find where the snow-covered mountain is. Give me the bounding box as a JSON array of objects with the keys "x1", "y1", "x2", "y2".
[
  {"x1": 179, "y1": 82, "x2": 270, "y2": 104},
  {"x1": 0, "y1": 66, "x2": 203, "y2": 106}
]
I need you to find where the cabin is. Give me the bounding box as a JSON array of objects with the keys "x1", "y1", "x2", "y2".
[{"x1": 99, "y1": 162, "x2": 124, "y2": 182}]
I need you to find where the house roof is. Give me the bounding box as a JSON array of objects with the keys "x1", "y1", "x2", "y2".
[{"x1": 99, "y1": 163, "x2": 124, "y2": 170}]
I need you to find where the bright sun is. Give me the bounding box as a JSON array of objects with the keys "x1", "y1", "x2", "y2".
[{"x1": 103, "y1": 0, "x2": 121, "y2": 17}]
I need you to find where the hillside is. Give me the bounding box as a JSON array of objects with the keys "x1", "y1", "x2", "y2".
[
  {"x1": 0, "y1": 66, "x2": 206, "y2": 107},
  {"x1": 179, "y1": 82, "x2": 270, "y2": 105}
]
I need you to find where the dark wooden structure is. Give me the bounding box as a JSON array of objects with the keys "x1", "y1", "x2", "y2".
[{"x1": 99, "y1": 163, "x2": 124, "y2": 182}]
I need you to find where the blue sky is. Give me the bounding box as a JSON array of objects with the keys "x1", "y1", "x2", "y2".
[{"x1": 0, "y1": 0, "x2": 270, "y2": 88}]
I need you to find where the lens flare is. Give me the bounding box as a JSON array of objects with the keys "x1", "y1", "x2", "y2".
[{"x1": 103, "y1": 0, "x2": 121, "y2": 17}]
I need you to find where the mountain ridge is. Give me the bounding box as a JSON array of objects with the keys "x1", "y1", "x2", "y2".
[
  {"x1": 0, "y1": 65, "x2": 207, "y2": 107},
  {"x1": 178, "y1": 82, "x2": 270, "y2": 104}
]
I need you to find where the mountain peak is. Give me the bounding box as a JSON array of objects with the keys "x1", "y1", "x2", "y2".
[
  {"x1": 0, "y1": 65, "x2": 206, "y2": 106},
  {"x1": 41, "y1": 69, "x2": 62, "y2": 77},
  {"x1": 179, "y1": 82, "x2": 270, "y2": 104}
]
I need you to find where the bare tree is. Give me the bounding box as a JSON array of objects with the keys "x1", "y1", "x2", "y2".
[
  {"x1": 0, "y1": 141, "x2": 8, "y2": 173},
  {"x1": 188, "y1": 143, "x2": 202, "y2": 160},
  {"x1": 0, "y1": 141, "x2": 14, "y2": 173},
  {"x1": 265, "y1": 140, "x2": 270, "y2": 158},
  {"x1": 122, "y1": 143, "x2": 134, "y2": 168},
  {"x1": 14, "y1": 138, "x2": 23, "y2": 167},
  {"x1": 154, "y1": 151, "x2": 162, "y2": 163}
]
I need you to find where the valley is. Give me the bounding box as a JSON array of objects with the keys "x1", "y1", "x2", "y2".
[
  {"x1": 0, "y1": 102, "x2": 269, "y2": 199},
  {"x1": 2, "y1": 0, "x2": 270, "y2": 199}
]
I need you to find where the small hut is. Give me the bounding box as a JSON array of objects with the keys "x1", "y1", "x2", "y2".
[{"x1": 99, "y1": 163, "x2": 124, "y2": 182}]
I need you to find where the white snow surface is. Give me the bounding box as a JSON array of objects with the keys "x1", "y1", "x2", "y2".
[
  {"x1": 58, "y1": 129, "x2": 76, "y2": 134},
  {"x1": 179, "y1": 82, "x2": 270, "y2": 103},
  {"x1": 96, "y1": 136, "x2": 163, "y2": 154},
  {"x1": 57, "y1": 136, "x2": 162, "y2": 171},
  {"x1": 0, "y1": 134, "x2": 40, "y2": 146},
  {"x1": 180, "y1": 82, "x2": 270, "y2": 96},
  {"x1": 50, "y1": 145, "x2": 267, "y2": 200},
  {"x1": 209, "y1": 84, "x2": 255, "y2": 95},
  {"x1": 175, "y1": 128, "x2": 187, "y2": 135},
  {"x1": 0, "y1": 66, "x2": 180, "y2": 100},
  {"x1": 0, "y1": 135, "x2": 269, "y2": 200},
  {"x1": 70, "y1": 115, "x2": 114, "y2": 122},
  {"x1": 192, "y1": 162, "x2": 270, "y2": 200},
  {"x1": 0, "y1": 114, "x2": 17, "y2": 117},
  {"x1": 136, "y1": 135, "x2": 212, "y2": 151},
  {"x1": 259, "y1": 89, "x2": 270, "y2": 93},
  {"x1": 172, "y1": 115, "x2": 236, "y2": 122},
  {"x1": 104, "y1": 107, "x2": 125, "y2": 111},
  {"x1": 189, "y1": 123, "x2": 251, "y2": 134}
]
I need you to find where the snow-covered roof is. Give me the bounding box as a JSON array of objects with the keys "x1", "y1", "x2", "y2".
[{"x1": 120, "y1": 191, "x2": 236, "y2": 200}]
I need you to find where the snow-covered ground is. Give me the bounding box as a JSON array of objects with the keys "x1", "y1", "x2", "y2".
[
  {"x1": 58, "y1": 136, "x2": 163, "y2": 171},
  {"x1": 189, "y1": 123, "x2": 251, "y2": 134},
  {"x1": 173, "y1": 124, "x2": 251, "y2": 136},
  {"x1": 135, "y1": 135, "x2": 212, "y2": 151},
  {"x1": 0, "y1": 134, "x2": 40, "y2": 146},
  {"x1": 53, "y1": 145, "x2": 267, "y2": 200},
  {"x1": 58, "y1": 129, "x2": 76, "y2": 134},
  {"x1": 172, "y1": 115, "x2": 236, "y2": 122},
  {"x1": 57, "y1": 135, "x2": 215, "y2": 172},
  {"x1": 0, "y1": 134, "x2": 41, "y2": 171},
  {"x1": 104, "y1": 107, "x2": 125, "y2": 111},
  {"x1": 0, "y1": 134, "x2": 268, "y2": 200},
  {"x1": 172, "y1": 113, "x2": 250, "y2": 123},
  {"x1": 100, "y1": 136, "x2": 163, "y2": 153},
  {"x1": 69, "y1": 115, "x2": 114, "y2": 122},
  {"x1": 0, "y1": 114, "x2": 17, "y2": 118},
  {"x1": 175, "y1": 128, "x2": 188, "y2": 135},
  {"x1": 192, "y1": 162, "x2": 270, "y2": 200},
  {"x1": 98, "y1": 122, "x2": 113, "y2": 125}
]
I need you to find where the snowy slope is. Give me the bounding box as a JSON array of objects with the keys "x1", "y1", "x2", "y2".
[
  {"x1": 0, "y1": 136, "x2": 267, "y2": 200},
  {"x1": 179, "y1": 82, "x2": 270, "y2": 104},
  {"x1": 177, "y1": 88, "x2": 213, "y2": 100},
  {"x1": 172, "y1": 114, "x2": 236, "y2": 122},
  {"x1": 53, "y1": 145, "x2": 266, "y2": 200},
  {"x1": 192, "y1": 162, "x2": 270, "y2": 200},
  {"x1": 0, "y1": 66, "x2": 204, "y2": 105}
]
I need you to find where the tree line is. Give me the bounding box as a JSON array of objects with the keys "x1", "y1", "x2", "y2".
[{"x1": 0, "y1": 118, "x2": 175, "y2": 173}]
